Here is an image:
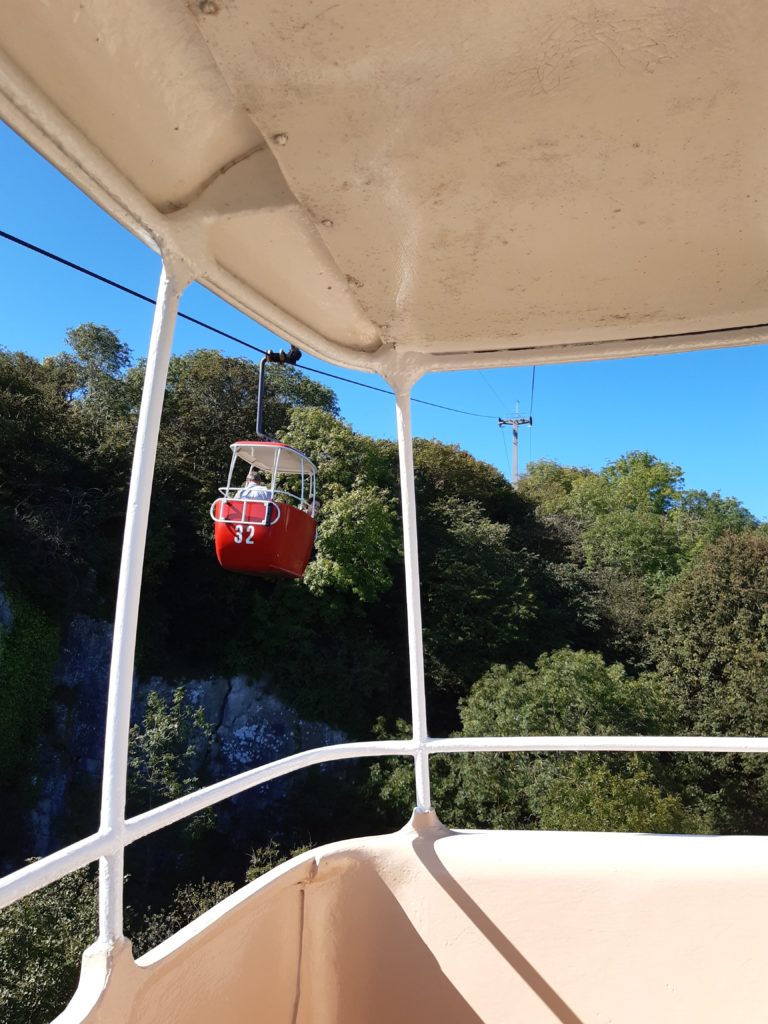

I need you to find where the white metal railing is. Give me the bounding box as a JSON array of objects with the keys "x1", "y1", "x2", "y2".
[
  {"x1": 4, "y1": 734, "x2": 768, "y2": 918},
  {"x1": 209, "y1": 497, "x2": 282, "y2": 527},
  {"x1": 2, "y1": 255, "x2": 766, "y2": 957},
  {"x1": 216, "y1": 487, "x2": 314, "y2": 513}
]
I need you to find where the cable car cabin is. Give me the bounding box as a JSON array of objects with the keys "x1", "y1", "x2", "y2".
[{"x1": 211, "y1": 441, "x2": 317, "y2": 578}]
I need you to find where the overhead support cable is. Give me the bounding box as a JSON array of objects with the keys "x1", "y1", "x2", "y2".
[{"x1": 0, "y1": 228, "x2": 498, "y2": 420}]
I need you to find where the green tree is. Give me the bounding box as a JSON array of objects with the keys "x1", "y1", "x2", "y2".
[
  {"x1": 413, "y1": 439, "x2": 527, "y2": 528},
  {"x1": 518, "y1": 460, "x2": 592, "y2": 518},
  {"x1": 0, "y1": 340, "x2": 130, "y2": 610},
  {"x1": 369, "y1": 650, "x2": 704, "y2": 833},
  {"x1": 279, "y1": 407, "x2": 403, "y2": 604},
  {"x1": 600, "y1": 451, "x2": 684, "y2": 514},
  {"x1": 568, "y1": 452, "x2": 684, "y2": 578},
  {"x1": 0, "y1": 592, "x2": 59, "y2": 785},
  {"x1": 244, "y1": 839, "x2": 312, "y2": 882},
  {"x1": 129, "y1": 879, "x2": 235, "y2": 957},
  {"x1": 279, "y1": 405, "x2": 394, "y2": 495},
  {"x1": 47, "y1": 324, "x2": 135, "y2": 468},
  {"x1": 670, "y1": 489, "x2": 756, "y2": 558},
  {"x1": 128, "y1": 688, "x2": 213, "y2": 838},
  {"x1": 453, "y1": 649, "x2": 690, "y2": 830},
  {"x1": 519, "y1": 453, "x2": 758, "y2": 669},
  {"x1": 419, "y1": 497, "x2": 535, "y2": 699},
  {"x1": 654, "y1": 532, "x2": 768, "y2": 735},
  {"x1": 303, "y1": 483, "x2": 399, "y2": 602},
  {"x1": 249, "y1": 580, "x2": 396, "y2": 733},
  {"x1": 530, "y1": 755, "x2": 703, "y2": 833},
  {"x1": 653, "y1": 532, "x2": 768, "y2": 832},
  {"x1": 460, "y1": 649, "x2": 673, "y2": 738},
  {"x1": 65, "y1": 322, "x2": 131, "y2": 381},
  {"x1": 0, "y1": 592, "x2": 60, "y2": 866},
  {"x1": 518, "y1": 457, "x2": 676, "y2": 668},
  {"x1": 0, "y1": 870, "x2": 237, "y2": 1023},
  {"x1": 124, "y1": 689, "x2": 222, "y2": 924},
  {"x1": 0, "y1": 868, "x2": 97, "y2": 1024}
]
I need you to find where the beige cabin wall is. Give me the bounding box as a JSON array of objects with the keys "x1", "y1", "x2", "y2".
[{"x1": 57, "y1": 818, "x2": 768, "y2": 1024}]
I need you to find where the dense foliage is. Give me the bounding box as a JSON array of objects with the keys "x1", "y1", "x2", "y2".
[
  {"x1": 0, "y1": 593, "x2": 59, "y2": 784},
  {"x1": 0, "y1": 869, "x2": 236, "y2": 1024},
  {"x1": 369, "y1": 649, "x2": 705, "y2": 834},
  {"x1": 0, "y1": 869, "x2": 98, "y2": 1024},
  {"x1": 1, "y1": 326, "x2": 766, "y2": 1021},
  {"x1": 0, "y1": 593, "x2": 60, "y2": 866}
]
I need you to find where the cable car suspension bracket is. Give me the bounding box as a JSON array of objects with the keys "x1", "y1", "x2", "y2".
[{"x1": 256, "y1": 345, "x2": 302, "y2": 439}]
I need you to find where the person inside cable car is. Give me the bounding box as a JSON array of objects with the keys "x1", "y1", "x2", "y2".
[{"x1": 236, "y1": 466, "x2": 271, "y2": 501}]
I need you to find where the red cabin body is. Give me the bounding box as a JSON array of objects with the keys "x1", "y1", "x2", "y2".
[
  {"x1": 213, "y1": 499, "x2": 316, "y2": 578},
  {"x1": 211, "y1": 440, "x2": 318, "y2": 579}
]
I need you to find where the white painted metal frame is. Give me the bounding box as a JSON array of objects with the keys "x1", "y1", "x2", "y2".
[
  {"x1": 210, "y1": 498, "x2": 282, "y2": 528},
  {"x1": 97, "y1": 256, "x2": 190, "y2": 942},
  {"x1": 2, "y1": 262, "x2": 768, "y2": 956},
  {"x1": 392, "y1": 374, "x2": 432, "y2": 811},
  {"x1": 4, "y1": 732, "x2": 768, "y2": 923}
]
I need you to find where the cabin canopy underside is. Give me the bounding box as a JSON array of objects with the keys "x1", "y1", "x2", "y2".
[{"x1": 2, "y1": 0, "x2": 768, "y2": 373}]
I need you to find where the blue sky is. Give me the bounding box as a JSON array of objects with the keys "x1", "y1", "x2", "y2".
[{"x1": 2, "y1": 121, "x2": 767, "y2": 518}]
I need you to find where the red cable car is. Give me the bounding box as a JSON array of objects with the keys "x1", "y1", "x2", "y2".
[{"x1": 210, "y1": 440, "x2": 318, "y2": 578}]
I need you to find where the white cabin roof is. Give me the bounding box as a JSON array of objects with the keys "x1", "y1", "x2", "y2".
[
  {"x1": 232, "y1": 441, "x2": 316, "y2": 476},
  {"x1": 1, "y1": 1, "x2": 767, "y2": 374}
]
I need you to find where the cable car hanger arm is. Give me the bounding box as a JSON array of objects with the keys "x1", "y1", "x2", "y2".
[{"x1": 256, "y1": 345, "x2": 302, "y2": 439}]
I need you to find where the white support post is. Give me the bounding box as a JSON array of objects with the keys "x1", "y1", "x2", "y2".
[
  {"x1": 392, "y1": 377, "x2": 432, "y2": 811},
  {"x1": 98, "y1": 256, "x2": 189, "y2": 944}
]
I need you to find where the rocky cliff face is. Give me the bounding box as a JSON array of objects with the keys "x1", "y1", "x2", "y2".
[
  {"x1": 25, "y1": 613, "x2": 344, "y2": 858},
  {"x1": 0, "y1": 590, "x2": 12, "y2": 631}
]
